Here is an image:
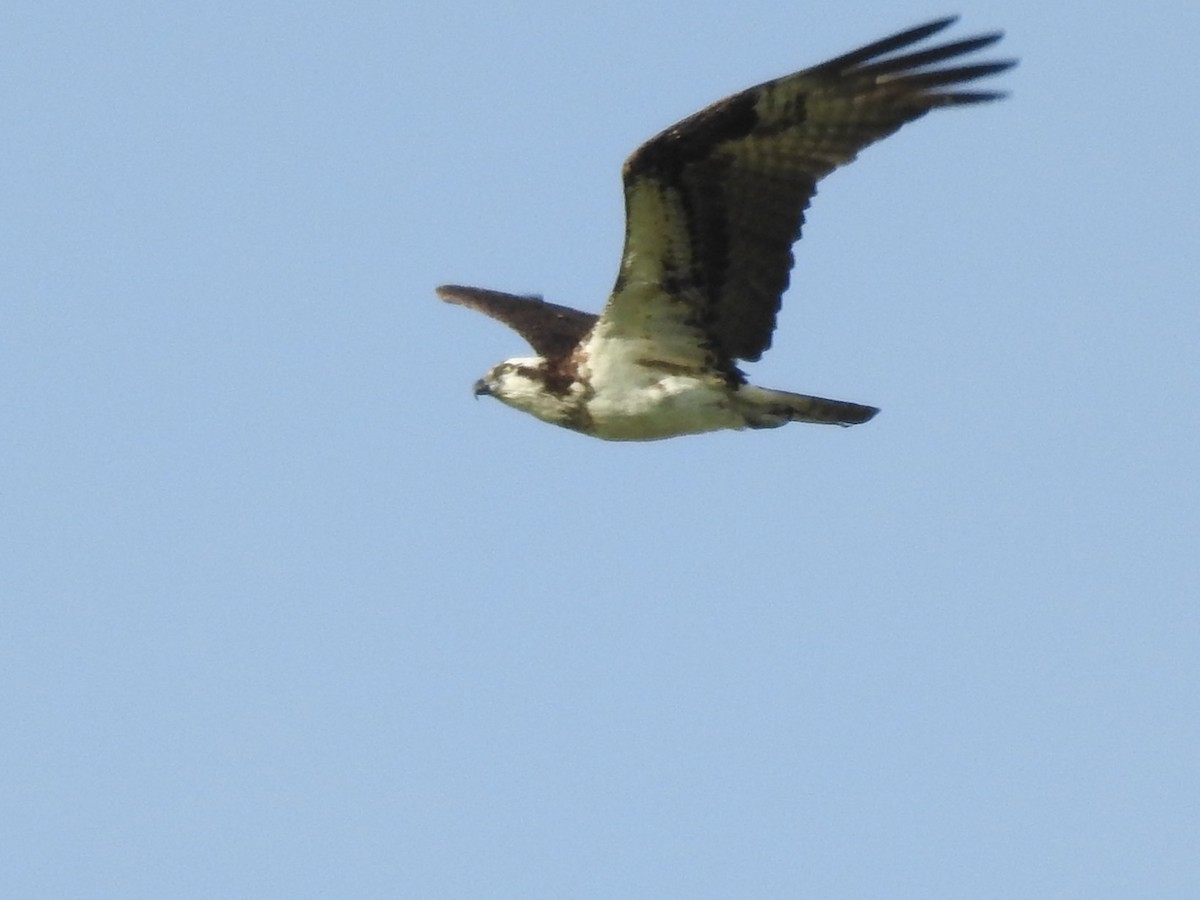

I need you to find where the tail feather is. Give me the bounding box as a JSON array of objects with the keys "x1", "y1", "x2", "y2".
[{"x1": 738, "y1": 386, "x2": 879, "y2": 429}]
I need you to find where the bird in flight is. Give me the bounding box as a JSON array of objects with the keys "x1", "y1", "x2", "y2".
[{"x1": 439, "y1": 17, "x2": 1014, "y2": 441}]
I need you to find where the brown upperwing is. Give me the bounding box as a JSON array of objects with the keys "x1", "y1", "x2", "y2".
[{"x1": 436, "y1": 285, "x2": 598, "y2": 362}]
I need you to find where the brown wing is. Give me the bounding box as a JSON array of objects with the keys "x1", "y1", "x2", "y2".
[
  {"x1": 607, "y1": 17, "x2": 1015, "y2": 366},
  {"x1": 436, "y1": 284, "x2": 597, "y2": 361}
]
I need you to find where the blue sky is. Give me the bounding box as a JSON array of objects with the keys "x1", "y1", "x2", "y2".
[{"x1": 3, "y1": 2, "x2": 1198, "y2": 897}]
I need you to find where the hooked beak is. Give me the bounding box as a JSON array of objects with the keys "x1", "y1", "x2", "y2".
[{"x1": 473, "y1": 378, "x2": 491, "y2": 398}]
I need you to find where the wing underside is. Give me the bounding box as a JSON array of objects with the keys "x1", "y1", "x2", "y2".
[{"x1": 600, "y1": 17, "x2": 1014, "y2": 368}]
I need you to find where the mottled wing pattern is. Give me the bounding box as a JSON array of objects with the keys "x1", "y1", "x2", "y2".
[
  {"x1": 603, "y1": 16, "x2": 1014, "y2": 369},
  {"x1": 436, "y1": 284, "x2": 597, "y2": 361}
]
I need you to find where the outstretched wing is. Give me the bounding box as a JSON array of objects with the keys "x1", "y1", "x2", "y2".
[
  {"x1": 436, "y1": 284, "x2": 597, "y2": 361},
  {"x1": 600, "y1": 16, "x2": 1014, "y2": 371}
]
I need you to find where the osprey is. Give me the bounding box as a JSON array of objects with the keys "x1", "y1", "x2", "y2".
[{"x1": 439, "y1": 17, "x2": 1013, "y2": 441}]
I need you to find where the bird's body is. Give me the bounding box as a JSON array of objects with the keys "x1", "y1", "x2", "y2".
[{"x1": 439, "y1": 18, "x2": 1014, "y2": 441}]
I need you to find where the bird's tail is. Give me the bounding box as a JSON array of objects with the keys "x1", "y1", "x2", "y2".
[{"x1": 737, "y1": 386, "x2": 879, "y2": 429}]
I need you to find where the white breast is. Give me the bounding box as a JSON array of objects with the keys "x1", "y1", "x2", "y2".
[{"x1": 580, "y1": 342, "x2": 742, "y2": 441}]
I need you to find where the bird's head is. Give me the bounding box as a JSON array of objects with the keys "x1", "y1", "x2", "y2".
[{"x1": 472, "y1": 357, "x2": 577, "y2": 427}]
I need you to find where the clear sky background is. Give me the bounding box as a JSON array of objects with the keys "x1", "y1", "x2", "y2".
[{"x1": 3, "y1": 2, "x2": 1197, "y2": 897}]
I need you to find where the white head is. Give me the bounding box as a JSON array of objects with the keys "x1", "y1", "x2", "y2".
[{"x1": 473, "y1": 356, "x2": 578, "y2": 427}]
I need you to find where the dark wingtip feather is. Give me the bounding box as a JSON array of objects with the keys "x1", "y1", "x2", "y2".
[
  {"x1": 857, "y1": 34, "x2": 1004, "y2": 78},
  {"x1": 807, "y1": 17, "x2": 960, "y2": 74},
  {"x1": 810, "y1": 21, "x2": 1016, "y2": 108},
  {"x1": 894, "y1": 60, "x2": 1017, "y2": 92},
  {"x1": 936, "y1": 89, "x2": 1011, "y2": 105}
]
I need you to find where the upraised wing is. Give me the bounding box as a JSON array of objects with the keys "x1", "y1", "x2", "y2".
[
  {"x1": 436, "y1": 284, "x2": 597, "y2": 361},
  {"x1": 602, "y1": 16, "x2": 1014, "y2": 371}
]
